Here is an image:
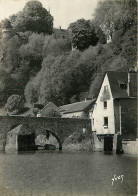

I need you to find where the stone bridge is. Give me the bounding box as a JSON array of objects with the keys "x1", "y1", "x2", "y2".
[{"x1": 0, "y1": 116, "x2": 91, "y2": 150}]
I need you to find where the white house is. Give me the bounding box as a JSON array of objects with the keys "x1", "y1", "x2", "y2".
[{"x1": 91, "y1": 71, "x2": 137, "y2": 152}]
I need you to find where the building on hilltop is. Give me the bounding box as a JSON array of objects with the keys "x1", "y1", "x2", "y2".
[
  {"x1": 2, "y1": 28, "x2": 16, "y2": 40},
  {"x1": 58, "y1": 99, "x2": 96, "y2": 118},
  {"x1": 2, "y1": 26, "x2": 69, "y2": 40},
  {"x1": 53, "y1": 26, "x2": 69, "y2": 39},
  {"x1": 91, "y1": 71, "x2": 137, "y2": 153}
]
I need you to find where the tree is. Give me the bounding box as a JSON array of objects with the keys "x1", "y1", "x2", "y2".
[
  {"x1": 75, "y1": 46, "x2": 98, "y2": 91},
  {"x1": 93, "y1": 0, "x2": 137, "y2": 41},
  {"x1": 0, "y1": 69, "x2": 19, "y2": 106},
  {"x1": 39, "y1": 54, "x2": 67, "y2": 105},
  {"x1": 1, "y1": 19, "x2": 12, "y2": 29},
  {"x1": 19, "y1": 33, "x2": 45, "y2": 76},
  {"x1": 24, "y1": 81, "x2": 38, "y2": 104},
  {"x1": 5, "y1": 94, "x2": 24, "y2": 113},
  {"x1": 11, "y1": 0, "x2": 53, "y2": 34},
  {"x1": 68, "y1": 19, "x2": 100, "y2": 50},
  {"x1": 90, "y1": 21, "x2": 106, "y2": 44},
  {"x1": 2, "y1": 35, "x2": 21, "y2": 72},
  {"x1": 88, "y1": 73, "x2": 104, "y2": 99},
  {"x1": 111, "y1": 28, "x2": 137, "y2": 70},
  {"x1": 42, "y1": 35, "x2": 71, "y2": 57}
]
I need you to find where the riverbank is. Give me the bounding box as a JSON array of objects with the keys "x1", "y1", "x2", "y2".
[
  {"x1": 63, "y1": 131, "x2": 138, "y2": 155},
  {"x1": 63, "y1": 131, "x2": 95, "y2": 151}
]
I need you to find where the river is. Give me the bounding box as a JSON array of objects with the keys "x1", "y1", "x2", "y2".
[{"x1": 0, "y1": 151, "x2": 137, "y2": 196}]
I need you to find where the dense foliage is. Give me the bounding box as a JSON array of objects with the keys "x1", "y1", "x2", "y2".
[
  {"x1": 68, "y1": 19, "x2": 106, "y2": 50},
  {"x1": 94, "y1": 0, "x2": 137, "y2": 39},
  {"x1": 9, "y1": 0, "x2": 53, "y2": 34},
  {"x1": 0, "y1": 0, "x2": 136, "y2": 111},
  {"x1": 40, "y1": 108, "x2": 61, "y2": 118},
  {"x1": 5, "y1": 94, "x2": 24, "y2": 113},
  {"x1": 1, "y1": 19, "x2": 12, "y2": 29}
]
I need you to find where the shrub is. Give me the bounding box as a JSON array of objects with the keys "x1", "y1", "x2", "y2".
[
  {"x1": 41, "y1": 108, "x2": 61, "y2": 117},
  {"x1": 5, "y1": 94, "x2": 24, "y2": 113}
]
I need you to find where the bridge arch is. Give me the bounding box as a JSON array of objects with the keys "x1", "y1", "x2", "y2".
[{"x1": 35, "y1": 130, "x2": 62, "y2": 150}]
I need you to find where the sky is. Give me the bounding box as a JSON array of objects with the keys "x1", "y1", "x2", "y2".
[{"x1": 0, "y1": 0, "x2": 98, "y2": 29}]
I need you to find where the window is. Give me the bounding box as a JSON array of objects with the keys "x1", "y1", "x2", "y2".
[
  {"x1": 104, "y1": 101, "x2": 107, "y2": 109},
  {"x1": 93, "y1": 118, "x2": 94, "y2": 125},
  {"x1": 104, "y1": 85, "x2": 108, "y2": 92},
  {"x1": 104, "y1": 117, "x2": 108, "y2": 127},
  {"x1": 119, "y1": 83, "x2": 127, "y2": 89}
]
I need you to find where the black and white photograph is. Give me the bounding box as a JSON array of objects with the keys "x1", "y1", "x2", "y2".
[{"x1": 0, "y1": 0, "x2": 137, "y2": 195}]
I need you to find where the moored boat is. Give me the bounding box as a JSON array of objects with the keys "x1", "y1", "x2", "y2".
[
  {"x1": 36, "y1": 144, "x2": 56, "y2": 150},
  {"x1": 44, "y1": 144, "x2": 56, "y2": 150}
]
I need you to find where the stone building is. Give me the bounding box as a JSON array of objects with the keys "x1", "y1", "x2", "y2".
[
  {"x1": 91, "y1": 71, "x2": 137, "y2": 153},
  {"x1": 2, "y1": 28, "x2": 16, "y2": 39},
  {"x1": 5, "y1": 124, "x2": 35, "y2": 152},
  {"x1": 2, "y1": 26, "x2": 69, "y2": 40},
  {"x1": 53, "y1": 27, "x2": 69, "y2": 39}
]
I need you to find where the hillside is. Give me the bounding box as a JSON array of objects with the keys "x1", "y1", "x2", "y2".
[{"x1": 0, "y1": 0, "x2": 137, "y2": 113}]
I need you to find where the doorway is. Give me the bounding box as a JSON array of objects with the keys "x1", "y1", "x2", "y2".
[
  {"x1": 18, "y1": 133, "x2": 36, "y2": 151},
  {"x1": 104, "y1": 136, "x2": 113, "y2": 153}
]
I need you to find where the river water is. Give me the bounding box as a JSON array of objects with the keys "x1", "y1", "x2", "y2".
[{"x1": 0, "y1": 151, "x2": 137, "y2": 196}]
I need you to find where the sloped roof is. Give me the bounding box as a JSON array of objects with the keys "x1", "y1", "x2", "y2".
[
  {"x1": 41, "y1": 102, "x2": 58, "y2": 113},
  {"x1": 107, "y1": 71, "x2": 137, "y2": 98},
  {"x1": 8, "y1": 124, "x2": 34, "y2": 135},
  {"x1": 0, "y1": 107, "x2": 7, "y2": 116},
  {"x1": 58, "y1": 99, "x2": 95, "y2": 114}
]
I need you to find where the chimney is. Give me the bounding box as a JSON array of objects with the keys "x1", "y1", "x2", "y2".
[{"x1": 127, "y1": 71, "x2": 130, "y2": 96}]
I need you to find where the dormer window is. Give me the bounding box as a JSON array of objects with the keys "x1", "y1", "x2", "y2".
[
  {"x1": 118, "y1": 80, "x2": 127, "y2": 89},
  {"x1": 119, "y1": 83, "x2": 127, "y2": 89}
]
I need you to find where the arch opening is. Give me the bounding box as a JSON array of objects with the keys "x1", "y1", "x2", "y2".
[{"x1": 35, "y1": 130, "x2": 62, "y2": 150}]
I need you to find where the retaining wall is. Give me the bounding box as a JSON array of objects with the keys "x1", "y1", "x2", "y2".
[{"x1": 122, "y1": 139, "x2": 138, "y2": 155}]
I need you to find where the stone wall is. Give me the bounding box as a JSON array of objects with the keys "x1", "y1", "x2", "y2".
[
  {"x1": 93, "y1": 133, "x2": 118, "y2": 152},
  {"x1": 62, "y1": 111, "x2": 83, "y2": 118},
  {"x1": 114, "y1": 98, "x2": 137, "y2": 139},
  {"x1": 122, "y1": 139, "x2": 138, "y2": 155},
  {"x1": 120, "y1": 98, "x2": 137, "y2": 140},
  {"x1": 0, "y1": 116, "x2": 91, "y2": 150}
]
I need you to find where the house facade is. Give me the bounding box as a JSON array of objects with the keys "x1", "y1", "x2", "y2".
[
  {"x1": 91, "y1": 71, "x2": 137, "y2": 152},
  {"x1": 53, "y1": 27, "x2": 69, "y2": 39}
]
